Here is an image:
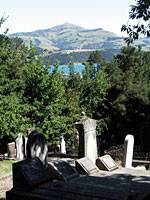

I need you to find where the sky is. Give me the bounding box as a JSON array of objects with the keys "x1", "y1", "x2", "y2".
[{"x1": 0, "y1": 0, "x2": 136, "y2": 36}]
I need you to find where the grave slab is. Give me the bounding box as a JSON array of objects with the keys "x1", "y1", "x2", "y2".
[
  {"x1": 75, "y1": 157, "x2": 99, "y2": 175},
  {"x1": 13, "y1": 157, "x2": 52, "y2": 188},
  {"x1": 96, "y1": 155, "x2": 119, "y2": 171},
  {"x1": 48, "y1": 159, "x2": 79, "y2": 182},
  {"x1": 7, "y1": 167, "x2": 150, "y2": 200}
]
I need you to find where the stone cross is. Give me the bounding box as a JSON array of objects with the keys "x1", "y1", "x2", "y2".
[
  {"x1": 122, "y1": 134, "x2": 134, "y2": 168},
  {"x1": 75, "y1": 112, "x2": 98, "y2": 164},
  {"x1": 16, "y1": 133, "x2": 25, "y2": 160}
]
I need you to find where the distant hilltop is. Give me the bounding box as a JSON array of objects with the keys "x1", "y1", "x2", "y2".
[{"x1": 9, "y1": 22, "x2": 150, "y2": 52}]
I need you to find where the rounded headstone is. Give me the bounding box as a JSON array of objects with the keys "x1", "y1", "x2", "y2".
[{"x1": 26, "y1": 130, "x2": 48, "y2": 167}]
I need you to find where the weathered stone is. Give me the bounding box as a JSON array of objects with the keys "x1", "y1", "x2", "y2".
[
  {"x1": 48, "y1": 160, "x2": 79, "y2": 181},
  {"x1": 60, "y1": 137, "x2": 66, "y2": 154},
  {"x1": 96, "y1": 155, "x2": 119, "y2": 171},
  {"x1": 26, "y1": 130, "x2": 48, "y2": 167},
  {"x1": 75, "y1": 112, "x2": 98, "y2": 164},
  {"x1": 13, "y1": 157, "x2": 52, "y2": 188},
  {"x1": 75, "y1": 157, "x2": 99, "y2": 175},
  {"x1": 122, "y1": 134, "x2": 134, "y2": 168},
  {"x1": 16, "y1": 133, "x2": 25, "y2": 160},
  {"x1": 7, "y1": 142, "x2": 15, "y2": 158}
]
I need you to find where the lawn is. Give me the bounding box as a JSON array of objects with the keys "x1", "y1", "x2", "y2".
[{"x1": 0, "y1": 160, "x2": 14, "y2": 176}]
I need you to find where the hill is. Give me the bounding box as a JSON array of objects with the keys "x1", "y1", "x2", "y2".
[
  {"x1": 8, "y1": 23, "x2": 122, "y2": 50},
  {"x1": 9, "y1": 22, "x2": 150, "y2": 62}
]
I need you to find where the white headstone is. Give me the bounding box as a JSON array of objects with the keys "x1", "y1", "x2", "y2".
[
  {"x1": 122, "y1": 134, "x2": 134, "y2": 168},
  {"x1": 24, "y1": 137, "x2": 28, "y2": 157},
  {"x1": 16, "y1": 133, "x2": 24, "y2": 160},
  {"x1": 75, "y1": 112, "x2": 98, "y2": 164},
  {"x1": 60, "y1": 137, "x2": 66, "y2": 154}
]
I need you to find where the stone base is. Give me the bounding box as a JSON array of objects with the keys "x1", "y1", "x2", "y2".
[{"x1": 6, "y1": 167, "x2": 150, "y2": 200}]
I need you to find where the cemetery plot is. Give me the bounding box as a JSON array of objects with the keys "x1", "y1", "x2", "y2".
[{"x1": 96, "y1": 155, "x2": 119, "y2": 171}]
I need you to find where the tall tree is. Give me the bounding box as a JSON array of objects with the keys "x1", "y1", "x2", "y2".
[{"x1": 121, "y1": 0, "x2": 150, "y2": 44}]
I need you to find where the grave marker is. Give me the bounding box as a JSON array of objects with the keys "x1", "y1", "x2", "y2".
[
  {"x1": 75, "y1": 157, "x2": 99, "y2": 175},
  {"x1": 26, "y1": 130, "x2": 48, "y2": 167},
  {"x1": 96, "y1": 155, "x2": 119, "y2": 171},
  {"x1": 75, "y1": 112, "x2": 98, "y2": 164},
  {"x1": 13, "y1": 157, "x2": 52, "y2": 188},
  {"x1": 16, "y1": 133, "x2": 25, "y2": 160},
  {"x1": 7, "y1": 142, "x2": 15, "y2": 158},
  {"x1": 60, "y1": 136, "x2": 66, "y2": 154},
  {"x1": 122, "y1": 134, "x2": 134, "y2": 168},
  {"x1": 48, "y1": 160, "x2": 79, "y2": 182}
]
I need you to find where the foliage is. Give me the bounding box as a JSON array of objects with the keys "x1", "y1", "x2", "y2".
[
  {"x1": 106, "y1": 46, "x2": 150, "y2": 148},
  {"x1": 80, "y1": 53, "x2": 110, "y2": 134},
  {"x1": 121, "y1": 0, "x2": 150, "y2": 44},
  {"x1": 44, "y1": 50, "x2": 114, "y2": 65}
]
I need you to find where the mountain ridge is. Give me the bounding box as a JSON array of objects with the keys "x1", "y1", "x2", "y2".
[{"x1": 9, "y1": 22, "x2": 150, "y2": 52}]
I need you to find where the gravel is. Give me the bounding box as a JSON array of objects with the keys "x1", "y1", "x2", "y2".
[{"x1": 0, "y1": 175, "x2": 13, "y2": 199}]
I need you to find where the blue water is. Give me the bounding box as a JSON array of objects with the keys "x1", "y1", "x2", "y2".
[{"x1": 50, "y1": 64, "x2": 85, "y2": 74}]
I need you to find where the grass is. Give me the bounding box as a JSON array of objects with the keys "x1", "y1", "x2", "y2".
[{"x1": 0, "y1": 160, "x2": 14, "y2": 176}]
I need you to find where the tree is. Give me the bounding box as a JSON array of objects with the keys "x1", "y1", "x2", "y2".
[
  {"x1": 87, "y1": 51, "x2": 106, "y2": 76},
  {"x1": 106, "y1": 46, "x2": 150, "y2": 148},
  {"x1": 0, "y1": 34, "x2": 30, "y2": 142},
  {"x1": 81, "y1": 62, "x2": 110, "y2": 134},
  {"x1": 121, "y1": 0, "x2": 150, "y2": 44}
]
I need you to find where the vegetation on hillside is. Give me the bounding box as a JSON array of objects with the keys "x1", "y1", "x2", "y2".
[{"x1": 43, "y1": 50, "x2": 115, "y2": 65}]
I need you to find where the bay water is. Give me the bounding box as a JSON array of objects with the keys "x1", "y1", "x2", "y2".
[{"x1": 49, "y1": 64, "x2": 85, "y2": 74}]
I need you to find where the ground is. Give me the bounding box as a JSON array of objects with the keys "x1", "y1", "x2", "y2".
[{"x1": 0, "y1": 176, "x2": 13, "y2": 200}]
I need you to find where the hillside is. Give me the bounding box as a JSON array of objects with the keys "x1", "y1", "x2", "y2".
[
  {"x1": 8, "y1": 22, "x2": 122, "y2": 50},
  {"x1": 9, "y1": 22, "x2": 150, "y2": 53}
]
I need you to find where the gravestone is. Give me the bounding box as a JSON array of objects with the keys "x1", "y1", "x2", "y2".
[
  {"x1": 13, "y1": 157, "x2": 52, "y2": 188},
  {"x1": 122, "y1": 134, "x2": 134, "y2": 168},
  {"x1": 75, "y1": 112, "x2": 98, "y2": 164},
  {"x1": 7, "y1": 142, "x2": 15, "y2": 158},
  {"x1": 96, "y1": 155, "x2": 119, "y2": 171},
  {"x1": 48, "y1": 160, "x2": 79, "y2": 181},
  {"x1": 24, "y1": 137, "x2": 28, "y2": 157},
  {"x1": 16, "y1": 133, "x2": 25, "y2": 160},
  {"x1": 26, "y1": 130, "x2": 48, "y2": 167},
  {"x1": 60, "y1": 136, "x2": 66, "y2": 154},
  {"x1": 75, "y1": 157, "x2": 99, "y2": 175}
]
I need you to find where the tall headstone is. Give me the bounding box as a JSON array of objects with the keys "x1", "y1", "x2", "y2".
[
  {"x1": 60, "y1": 136, "x2": 66, "y2": 154},
  {"x1": 26, "y1": 130, "x2": 48, "y2": 167},
  {"x1": 122, "y1": 134, "x2": 134, "y2": 168},
  {"x1": 75, "y1": 112, "x2": 98, "y2": 164},
  {"x1": 24, "y1": 137, "x2": 28, "y2": 157},
  {"x1": 16, "y1": 133, "x2": 25, "y2": 160}
]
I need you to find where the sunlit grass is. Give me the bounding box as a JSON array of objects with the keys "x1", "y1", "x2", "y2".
[{"x1": 0, "y1": 160, "x2": 14, "y2": 176}]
